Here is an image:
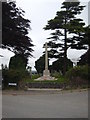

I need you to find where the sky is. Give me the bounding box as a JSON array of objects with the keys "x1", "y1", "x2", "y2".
[{"x1": 0, "y1": 0, "x2": 89, "y2": 70}]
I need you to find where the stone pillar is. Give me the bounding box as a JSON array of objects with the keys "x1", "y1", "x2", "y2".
[
  {"x1": 43, "y1": 42, "x2": 50, "y2": 77},
  {"x1": 34, "y1": 42, "x2": 56, "y2": 81},
  {"x1": 45, "y1": 42, "x2": 48, "y2": 70}
]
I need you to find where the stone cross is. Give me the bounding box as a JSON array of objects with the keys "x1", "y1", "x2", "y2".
[
  {"x1": 34, "y1": 42, "x2": 56, "y2": 80},
  {"x1": 44, "y1": 42, "x2": 49, "y2": 70},
  {"x1": 43, "y1": 42, "x2": 50, "y2": 77}
]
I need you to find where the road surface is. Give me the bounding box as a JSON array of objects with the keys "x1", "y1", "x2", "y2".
[{"x1": 2, "y1": 90, "x2": 88, "y2": 118}]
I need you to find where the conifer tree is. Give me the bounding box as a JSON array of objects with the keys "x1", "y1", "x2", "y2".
[
  {"x1": 44, "y1": 1, "x2": 85, "y2": 74},
  {"x1": 2, "y1": 1, "x2": 34, "y2": 61}
]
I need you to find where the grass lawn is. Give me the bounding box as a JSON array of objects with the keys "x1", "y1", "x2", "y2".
[{"x1": 23, "y1": 74, "x2": 69, "y2": 84}]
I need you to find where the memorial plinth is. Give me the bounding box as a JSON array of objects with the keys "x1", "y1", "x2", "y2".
[{"x1": 35, "y1": 42, "x2": 56, "y2": 81}]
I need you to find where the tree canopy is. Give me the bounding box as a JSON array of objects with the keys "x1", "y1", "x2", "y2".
[
  {"x1": 78, "y1": 25, "x2": 90, "y2": 65},
  {"x1": 35, "y1": 54, "x2": 49, "y2": 74},
  {"x1": 35, "y1": 55, "x2": 45, "y2": 74},
  {"x1": 2, "y1": 1, "x2": 34, "y2": 59},
  {"x1": 44, "y1": 1, "x2": 86, "y2": 74},
  {"x1": 9, "y1": 54, "x2": 27, "y2": 70},
  {"x1": 50, "y1": 57, "x2": 72, "y2": 74}
]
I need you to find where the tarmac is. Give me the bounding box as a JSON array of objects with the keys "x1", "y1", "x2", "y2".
[{"x1": 2, "y1": 88, "x2": 88, "y2": 118}]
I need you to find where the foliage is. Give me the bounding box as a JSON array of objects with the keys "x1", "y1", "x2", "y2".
[
  {"x1": 51, "y1": 72, "x2": 62, "y2": 78},
  {"x1": 2, "y1": 54, "x2": 29, "y2": 88},
  {"x1": 35, "y1": 54, "x2": 72, "y2": 75},
  {"x1": 65, "y1": 65, "x2": 89, "y2": 81},
  {"x1": 44, "y1": 1, "x2": 86, "y2": 74},
  {"x1": 78, "y1": 26, "x2": 90, "y2": 66},
  {"x1": 9, "y1": 54, "x2": 27, "y2": 70},
  {"x1": 2, "y1": 1, "x2": 34, "y2": 58},
  {"x1": 50, "y1": 57, "x2": 72, "y2": 74},
  {"x1": 78, "y1": 49, "x2": 89, "y2": 66},
  {"x1": 84, "y1": 26, "x2": 90, "y2": 47},
  {"x1": 74, "y1": 25, "x2": 90, "y2": 50},
  {"x1": 23, "y1": 74, "x2": 40, "y2": 83},
  {"x1": 31, "y1": 74, "x2": 40, "y2": 79},
  {"x1": 35, "y1": 54, "x2": 49, "y2": 74},
  {"x1": 2, "y1": 68, "x2": 29, "y2": 88},
  {"x1": 35, "y1": 55, "x2": 45, "y2": 74},
  {"x1": 2, "y1": 1, "x2": 34, "y2": 89}
]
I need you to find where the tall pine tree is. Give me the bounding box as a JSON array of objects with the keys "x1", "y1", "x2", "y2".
[{"x1": 44, "y1": 1, "x2": 85, "y2": 75}]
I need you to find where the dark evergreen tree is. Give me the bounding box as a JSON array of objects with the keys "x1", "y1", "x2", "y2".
[
  {"x1": 78, "y1": 50, "x2": 89, "y2": 65},
  {"x1": 50, "y1": 57, "x2": 73, "y2": 74},
  {"x1": 78, "y1": 26, "x2": 90, "y2": 65},
  {"x1": 9, "y1": 54, "x2": 27, "y2": 70},
  {"x1": 2, "y1": 1, "x2": 34, "y2": 61},
  {"x1": 44, "y1": 1, "x2": 85, "y2": 75},
  {"x1": 35, "y1": 55, "x2": 45, "y2": 74},
  {"x1": 35, "y1": 54, "x2": 49, "y2": 74}
]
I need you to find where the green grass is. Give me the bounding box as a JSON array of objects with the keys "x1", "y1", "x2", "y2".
[{"x1": 22, "y1": 74, "x2": 68, "y2": 84}]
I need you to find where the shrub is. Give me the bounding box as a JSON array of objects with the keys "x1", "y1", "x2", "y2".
[
  {"x1": 65, "y1": 65, "x2": 90, "y2": 80},
  {"x1": 51, "y1": 72, "x2": 62, "y2": 78},
  {"x1": 2, "y1": 69, "x2": 28, "y2": 88}
]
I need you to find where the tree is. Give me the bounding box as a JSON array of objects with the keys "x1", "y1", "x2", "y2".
[
  {"x1": 50, "y1": 57, "x2": 72, "y2": 74},
  {"x1": 35, "y1": 55, "x2": 45, "y2": 74},
  {"x1": 35, "y1": 54, "x2": 49, "y2": 74},
  {"x1": 44, "y1": 1, "x2": 85, "y2": 75},
  {"x1": 78, "y1": 50, "x2": 89, "y2": 65},
  {"x1": 9, "y1": 54, "x2": 27, "y2": 70},
  {"x1": 2, "y1": 1, "x2": 34, "y2": 60},
  {"x1": 78, "y1": 25, "x2": 90, "y2": 66}
]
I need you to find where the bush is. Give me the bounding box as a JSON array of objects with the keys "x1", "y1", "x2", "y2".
[
  {"x1": 65, "y1": 65, "x2": 89, "y2": 80},
  {"x1": 65, "y1": 65, "x2": 89, "y2": 86},
  {"x1": 2, "y1": 69, "x2": 28, "y2": 88},
  {"x1": 51, "y1": 72, "x2": 62, "y2": 78}
]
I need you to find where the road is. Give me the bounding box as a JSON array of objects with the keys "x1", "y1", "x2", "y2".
[{"x1": 2, "y1": 90, "x2": 88, "y2": 118}]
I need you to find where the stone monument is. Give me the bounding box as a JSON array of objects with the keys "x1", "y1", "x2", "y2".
[
  {"x1": 43, "y1": 42, "x2": 50, "y2": 78},
  {"x1": 35, "y1": 42, "x2": 56, "y2": 81}
]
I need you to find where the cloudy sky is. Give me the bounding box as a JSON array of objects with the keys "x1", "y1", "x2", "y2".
[{"x1": 0, "y1": 0, "x2": 89, "y2": 70}]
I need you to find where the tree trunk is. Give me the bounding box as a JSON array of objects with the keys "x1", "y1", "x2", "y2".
[
  {"x1": 63, "y1": 28, "x2": 67, "y2": 75},
  {"x1": 63, "y1": 17, "x2": 67, "y2": 75}
]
